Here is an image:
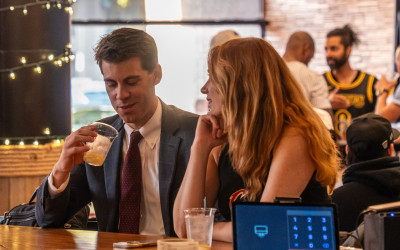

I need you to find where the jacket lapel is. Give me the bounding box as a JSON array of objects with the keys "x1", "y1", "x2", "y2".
[
  {"x1": 158, "y1": 101, "x2": 181, "y2": 235},
  {"x1": 104, "y1": 117, "x2": 125, "y2": 201}
]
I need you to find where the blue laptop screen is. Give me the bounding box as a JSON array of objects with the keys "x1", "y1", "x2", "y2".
[{"x1": 232, "y1": 202, "x2": 338, "y2": 250}]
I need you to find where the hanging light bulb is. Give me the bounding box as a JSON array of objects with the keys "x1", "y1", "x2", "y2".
[
  {"x1": 5, "y1": 139, "x2": 10, "y2": 145},
  {"x1": 65, "y1": 7, "x2": 73, "y2": 15},
  {"x1": 34, "y1": 65, "x2": 42, "y2": 74},
  {"x1": 56, "y1": 139, "x2": 61, "y2": 144},
  {"x1": 9, "y1": 72, "x2": 16, "y2": 80},
  {"x1": 48, "y1": 54, "x2": 54, "y2": 60},
  {"x1": 57, "y1": 60, "x2": 63, "y2": 67},
  {"x1": 9, "y1": 6, "x2": 15, "y2": 11},
  {"x1": 23, "y1": 6, "x2": 28, "y2": 15},
  {"x1": 69, "y1": 54, "x2": 75, "y2": 61},
  {"x1": 43, "y1": 128, "x2": 51, "y2": 135},
  {"x1": 20, "y1": 57, "x2": 26, "y2": 64},
  {"x1": 33, "y1": 140, "x2": 39, "y2": 146},
  {"x1": 46, "y1": 2, "x2": 51, "y2": 10},
  {"x1": 57, "y1": 2, "x2": 62, "y2": 9},
  {"x1": 19, "y1": 140, "x2": 25, "y2": 146}
]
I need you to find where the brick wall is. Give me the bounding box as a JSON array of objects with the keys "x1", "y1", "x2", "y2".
[{"x1": 265, "y1": 0, "x2": 396, "y2": 78}]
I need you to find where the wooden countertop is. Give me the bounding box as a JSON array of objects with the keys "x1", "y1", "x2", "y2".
[{"x1": 0, "y1": 225, "x2": 233, "y2": 249}]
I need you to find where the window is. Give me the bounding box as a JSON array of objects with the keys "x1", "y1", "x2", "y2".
[{"x1": 71, "y1": 0, "x2": 265, "y2": 130}]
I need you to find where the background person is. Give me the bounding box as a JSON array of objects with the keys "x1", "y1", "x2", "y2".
[
  {"x1": 173, "y1": 38, "x2": 340, "y2": 242},
  {"x1": 323, "y1": 24, "x2": 377, "y2": 142},
  {"x1": 331, "y1": 113, "x2": 400, "y2": 232},
  {"x1": 35, "y1": 28, "x2": 198, "y2": 236},
  {"x1": 283, "y1": 31, "x2": 332, "y2": 114},
  {"x1": 375, "y1": 46, "x2": 400, "y2": 126},
  {"x1": 209, "y1": 30, "x2": 240, "y2": 48}
]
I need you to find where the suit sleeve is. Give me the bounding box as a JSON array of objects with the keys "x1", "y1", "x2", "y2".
[{"x1": 35, "y1": 163, "x2": 92, "y2": 228}]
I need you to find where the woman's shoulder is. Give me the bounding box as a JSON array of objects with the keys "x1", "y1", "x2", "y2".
[
  {"x1": 274, "y1": 126, "x2": 310, "y2": 156},
  {"x1": 280, "y1": 126, "x2": 305, "y2": 141}
]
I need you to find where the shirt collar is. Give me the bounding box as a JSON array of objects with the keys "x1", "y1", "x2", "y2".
[{"x1": 124, "y1": 99, "x2": 162, "y2": 149}]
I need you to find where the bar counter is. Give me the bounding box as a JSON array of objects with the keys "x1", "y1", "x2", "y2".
[{"x1": 0, "y1": 225, "x2": 232, "y2": 249}]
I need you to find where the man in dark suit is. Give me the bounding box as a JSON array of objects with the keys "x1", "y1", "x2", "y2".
[{"x1": 35, "y1": 28, "x2": 198, "y2": 237}]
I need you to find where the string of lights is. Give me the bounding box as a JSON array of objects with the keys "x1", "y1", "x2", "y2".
[
  {"x1": 0, "y1": 44, "x2": 75, "y2": 80},
  {"x1": 1, "y1": 136, "x2": 66, "y2": 146},
  {"x1": 0, "y1": 1, "x2": 75, "y2": 147},
  {"x1": 1, "y1": 127, "x2": 67, "y2": 145},
  {"x1": 0, "y1": 0, "x2": 76, "y2": 14},
  {"x1": 0, "y1": 0, "x2": 76, "y2": 79}
]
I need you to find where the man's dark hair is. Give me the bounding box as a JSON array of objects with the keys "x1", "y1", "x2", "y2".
[
  {"x1": 327, "y1": 24, "x2": 360, "y2": 48},
  {"x1": 346, "y1": 149, "x2": 389, "y2": 165},
  {"x1": 94, "y1": 28, "x2": 158, "y2": 73}
]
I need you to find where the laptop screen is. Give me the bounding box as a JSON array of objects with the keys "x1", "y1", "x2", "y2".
[{"x1": 232, "y1": 202, "x2": 339, "y2": 250}]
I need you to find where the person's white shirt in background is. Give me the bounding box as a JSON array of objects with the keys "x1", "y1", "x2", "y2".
[{"x1": 286, "y1": 61, "x2": 332, "y2": 110}]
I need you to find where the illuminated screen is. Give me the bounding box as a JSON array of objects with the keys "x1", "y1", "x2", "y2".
[{"x1": 232, "y1": 202, "x2": 339, "y2": 250}]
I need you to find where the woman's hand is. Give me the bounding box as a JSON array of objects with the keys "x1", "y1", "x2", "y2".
[{"x1": 193, "y1": 115, "x2": 227, "y2": 150}]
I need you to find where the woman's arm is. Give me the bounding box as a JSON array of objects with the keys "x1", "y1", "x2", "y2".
[
  {"x1": 261, "y1": 127, "x2": 316, "y2": 202},
  {"x1": 173, "y1": 115, "x2": 225, "y2": 238},
  {"x1": 213, "y1": 221, "x2": 233, "y2": 242},
  {"x1": 211, "y1": 128, "x2": 317, "y2": 243}
]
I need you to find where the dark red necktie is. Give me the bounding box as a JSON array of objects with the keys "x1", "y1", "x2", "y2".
[{"x1": 119, "y1": 131, "x2": 143, "y2": 234}]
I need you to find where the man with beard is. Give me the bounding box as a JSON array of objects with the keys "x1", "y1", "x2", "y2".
[{"x1": 323, "y1": 25, "x2": 377, "y2": 143}]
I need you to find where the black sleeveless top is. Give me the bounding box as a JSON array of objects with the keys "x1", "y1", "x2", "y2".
[{"x1": 216, "y1": 146, "x2": 331, "y2": 221}]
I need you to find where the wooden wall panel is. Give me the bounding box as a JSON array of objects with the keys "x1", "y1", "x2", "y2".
[
  {"x1": 0, "y1": 143, "x2": 62, "y2": 215},
  {"x1": 0, "y1": 177, "x2": 9, "y2": 216}
]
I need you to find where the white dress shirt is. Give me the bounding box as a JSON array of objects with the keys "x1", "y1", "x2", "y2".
[
  {"x1": 48, "y1": 99, "x2": 164, "y2": 235},
  {"x1": 122, "y1": 99, "x2": 163, "y2": 235}
]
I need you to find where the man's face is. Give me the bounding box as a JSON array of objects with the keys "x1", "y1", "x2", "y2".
[
  {"x1": 102, "y1": 57, "x2": 160, "y2": 129},
  {"x1": 325, "y1": 36, "x2": 348, "y2": 70},
  {"x1": 201, "y1": 78, "x2": 223, "y2": 117}
]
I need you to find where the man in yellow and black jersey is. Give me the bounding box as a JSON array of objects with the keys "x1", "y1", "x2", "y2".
[{"x1": 323, "y1": 24, "x2": 377, "y2": 142}]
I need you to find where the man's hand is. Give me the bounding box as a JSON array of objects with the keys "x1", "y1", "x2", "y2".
[
  {"x1": 329, "y1": 88, "x2": 350, "y2": 109},
  {"x1": 375, "y1": 75, "x2": 397, "y2": 93},
  {"x1": 52, "y1": 125, "x2": 97, "y2": 188}
]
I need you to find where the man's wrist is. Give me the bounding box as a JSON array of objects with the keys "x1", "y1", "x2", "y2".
[
  {"x1": 376, "y1": 88, "x2": 390, "y2": 97},
  {"x1": 48, "y1": 171, "x2": 70, "y2": 197}
]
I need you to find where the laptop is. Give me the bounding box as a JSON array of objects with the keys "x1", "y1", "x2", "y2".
[{"x1": 232, "y1": 202, "x2": 339, "y2": 250}]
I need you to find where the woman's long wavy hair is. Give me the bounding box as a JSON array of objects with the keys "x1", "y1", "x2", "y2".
[{"x1": 208, "y1": 38, "x2": 339, "y2": 201}]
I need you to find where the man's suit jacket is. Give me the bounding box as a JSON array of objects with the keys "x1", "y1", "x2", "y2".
[{"x1": 35, "y1": 100, "x2": 198, "y2": 236}]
